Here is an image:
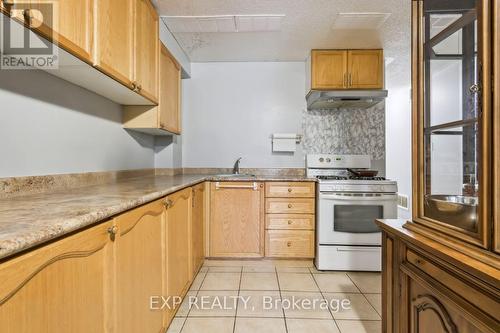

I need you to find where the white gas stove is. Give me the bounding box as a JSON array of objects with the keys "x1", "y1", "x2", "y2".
[{"x1": 307, "y1": 154, "x2": 398, "y2": 271}]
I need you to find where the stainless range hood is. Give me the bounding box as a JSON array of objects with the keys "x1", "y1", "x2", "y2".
[{"x1": 306, "y1": 90, "x2": 388, "y2": 110}]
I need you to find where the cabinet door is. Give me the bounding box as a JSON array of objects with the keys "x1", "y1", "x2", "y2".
[
  {"x1": 158, "y1": 44, "x2": 182, "y2": 134},
  {"x1": 134, "y1": 0, "x2": 159, "y2": 103},
  {"x1": 311, "y1": 50, "x2": 347, "y2": 89},
  {"x1": 494, "y1": 0, "x2": 500, "y2": 255},
  {"x1": 165, "y1": 188, "x2": 192, "y2": 319},
  {"x1": 406, "y1": 273, "x2": 491, "y2": 333},
  {"x1": 25, "y1": 0, "x2": 94, "y2": 63},
  {"x1": 94, "y1": 0, "x2": 134, "y2": 88},
  {"x1": 347, "y1": 50, "x2": 384, "y2": 89},
  {"x1": 210, "y1": 182, "x2": 264, "y2": 257},
  {"x1": 191, "y1": 183, "x2": 205, "y2": 275},
  {"x1": 114, "y1": 199, "x2": 164, "y2": 333},
  {"x1": 0, "y1": 221, "x2": 113, "y2": 333}
]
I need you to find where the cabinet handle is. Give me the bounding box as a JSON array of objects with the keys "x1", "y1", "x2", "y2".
[
  {"x1": 343, "y1": 73, "x2": 347, "y2": 88},
  {"x1": 288, "y1": 204, "x2": 293, "y2": 208},
  {"x1": 349, "y1": 73, "x2": 352, "y2": 87},
  {"x1": 288, "y1": 220, "x2": 293, "y2": 225},
  {"x1": 215, "y1": 182, "x2": 258, "y2": 190},
  {"x1": 131, "y1": 82, "x2": 138, "y2": 92},
  {"x1": 287, "y1": 241, "x2": 292, "y2": 247},
  {"x1": 107, "y1": 226, "x2": 118, "y2": 241},
  {"x1": 288, "y1": 188, "x2": 293, "y2": 193},
  {"x1": 164, "y1": 199, "x2": 173, "y2": 209}
]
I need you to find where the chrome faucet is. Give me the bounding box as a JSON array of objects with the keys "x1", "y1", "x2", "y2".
[{"x1": 233, "y1": 157, "x2": 242, "y2": 174}]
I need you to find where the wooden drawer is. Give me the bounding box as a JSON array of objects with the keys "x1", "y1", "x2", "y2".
[
  {"x1": 266, "y1": 230, "x2": 314, "y2": 258},
  {"x1": 265, "y1": 182, "x2": 315, "y2": 198},
  {"x1": 406, "y1": 249, "x2": 500, "y2": 320},
  {"x1": 266, "y1": 214, "x2": 315, "y2": 230},
  {"x1": 266, "y1": 198, "x2": 315, "y2": 214}
]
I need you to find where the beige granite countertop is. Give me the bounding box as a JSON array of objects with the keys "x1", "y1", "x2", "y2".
[{"x1": 0, "y1": 174, "x2": 315, "y2": 260}]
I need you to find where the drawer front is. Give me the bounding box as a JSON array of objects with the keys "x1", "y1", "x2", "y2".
[
  {"x1": 406, "y1": 249, "x2": 500, "y2": 320},
  {"x1": 266, "y1": 230, "x2": 314, "y2": 258},
  {"x1": 265, "y1": 182, "x2": 315, "y2": 198},
  {"x1": 266, "y1": 214, "x2": 315, "y2": 230},
  {"x1": 266, "y1": 198, "x2": 315, "y2": 214}
]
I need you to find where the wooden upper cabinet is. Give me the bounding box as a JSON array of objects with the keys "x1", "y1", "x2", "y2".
[
  {"x1": 122, "y1": 43, "x2": 182, "y2": 135},
  {"x1": 94, "y1": 0, "x2": 134, "y2": 88},
  {"x1": 309, "y1": 49, "x2": 384, "y2": 90},
  {"x1": 311, "y1": 50, "x2": 347, "y2": 89},
  {"x1": 210, "y1": 182, "x2": 265, "y2": 258},
  {"x1": 348, "y1": 50, "x2": 384, "y2": 89},
  {"x1": 0, "y1": 221, "x2": 113, "y2": 333},
  {"x1": 158, "y1": 44, "x2": 181, "y2": 134},
  {"x1": 134, "y1": 0, "x2": 159, "y2": 103},
  {"x1": 114, "y1": 199, "x2": 164, "y2": 333},
  {"x1": 25, "y1": 0, "x2": 94, "y2": 63}
]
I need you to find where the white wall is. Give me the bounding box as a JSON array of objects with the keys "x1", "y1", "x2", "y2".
[
  {"x1": 386, "y1": 84, "x2": 412, "y2": 219},
  {"x1": 0, "y1": 69, "x2": 156, "y2": 177},
  {"x1": 182, "y1": 62, "x2": 306, "y2": 168}
]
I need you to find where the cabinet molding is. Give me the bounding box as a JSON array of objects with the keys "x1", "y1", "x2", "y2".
[{"x1": 411, "y1": 294, "x2": 458, "y2": 333}]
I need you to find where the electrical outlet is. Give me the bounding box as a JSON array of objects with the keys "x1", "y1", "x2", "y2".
[{"x1": 397, "y1": 194, "x2": 409, "y2": 210}]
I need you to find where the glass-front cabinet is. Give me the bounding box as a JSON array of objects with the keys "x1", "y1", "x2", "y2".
[{"x1": 411, "y1": 0, "x2": 493, "y2": 248}]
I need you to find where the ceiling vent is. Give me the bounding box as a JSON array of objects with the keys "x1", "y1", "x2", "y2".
[
  {"x1": 162, "y1": 15, "x2": 284, "y2": 33},
  {"x1": 332, "y1": 12, "x2": 391, "y2": 30}
]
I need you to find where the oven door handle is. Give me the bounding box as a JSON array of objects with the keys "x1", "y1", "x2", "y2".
[
  {"x1": 320, "y1": 193, "x2": 397, "y2": 201},
  {"x1": 337, "y1": 247, "x2": 380, "y2": 252}
]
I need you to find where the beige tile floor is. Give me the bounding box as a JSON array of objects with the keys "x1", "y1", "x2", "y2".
[{"x1": 167, "y1": 259, "x2": 382, "y2": 333}]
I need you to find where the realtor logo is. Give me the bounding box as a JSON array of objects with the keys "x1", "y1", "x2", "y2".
[{"x1": 1, "y1": 1, "x2": 58, "y2": 69}]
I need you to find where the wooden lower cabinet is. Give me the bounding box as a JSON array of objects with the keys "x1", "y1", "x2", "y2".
[
  {"x1": 264, "y1": 182, "x2": 316, "y2": 258},
  {"x1": 209, "y1": 181, "x2": 265, "y2": 257},
  {"x1": 379, "y1": 222, "x2": 500, "y2": 333},
  {"x1": 114, "y1": 199, "x2": 165, "y2": 333},
  {"x1": 165, "y1": 187, "x2": 192, "y2": 321},
  {"x1": 0, "y1": 221, "x2": 113, "y2": 333},
  {"x1": 191, "y1": 182, "x2": 205, "y2": 275},
  {"x1": 265, "y1": 230, "x2": 314, "y2": 258}
]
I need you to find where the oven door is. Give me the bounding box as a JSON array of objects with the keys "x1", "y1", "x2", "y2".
[{"x1": 318, "y1": 192, "x2": 397, "y2": 246}]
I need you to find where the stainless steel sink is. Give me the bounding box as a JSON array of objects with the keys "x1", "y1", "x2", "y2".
[{"x1": 424, "y1": 195, "x2": 478, "y2": 232}]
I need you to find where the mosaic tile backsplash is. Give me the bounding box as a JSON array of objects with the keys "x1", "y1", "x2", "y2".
[{"x1": 301, "y1": 103, "x2": 385, "y2": 160}]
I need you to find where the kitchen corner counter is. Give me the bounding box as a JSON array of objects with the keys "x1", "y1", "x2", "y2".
[{"x1": 0, "y1": 174, "x2": 316, "y2": 261}]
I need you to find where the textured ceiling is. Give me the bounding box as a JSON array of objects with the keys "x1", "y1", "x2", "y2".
[{"x1": 157, "y1": 0, "x2": 411, "y2": 86}]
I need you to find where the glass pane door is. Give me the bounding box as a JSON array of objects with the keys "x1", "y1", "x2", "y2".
[{"x1": 422, "y1": 0, "x2": 482, "y2": 234}]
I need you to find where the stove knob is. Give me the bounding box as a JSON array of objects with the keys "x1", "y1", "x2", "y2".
[
  {"x1": 379, "y1": 186, "x2": 385, "y2": 192},
  {"x1": 319, "y1": 157, "x2": 325, "y2": 162},
  {"x1": 326, "y1": 158, "x2": 331, "y2": 162}
]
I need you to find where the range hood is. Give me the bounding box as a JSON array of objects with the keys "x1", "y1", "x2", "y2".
[{"x1": 306, "y1": 90, "x2": 388, "y2": 110}]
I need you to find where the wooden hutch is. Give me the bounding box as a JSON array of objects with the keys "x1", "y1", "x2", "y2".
[{"x1": 376, "y1": 0, "x2": 500, "y2": 332}]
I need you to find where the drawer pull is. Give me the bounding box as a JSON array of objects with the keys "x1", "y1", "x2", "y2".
[
  {"x1": 287, "y1": 241, "x2": 292, "y2": 247},
  {"x1": 288, "y1": 220, "x2": 293, "y2": 225},
  {"x1": 288, "y1": 188, "x2": 293, "y2": 192},
  {"x1": 415, "y1": 258, "x2": 425, "y2": 266},
  {"x1": 288, "y1": 204, "x2": 293, "y2": 208},
  {"x1": 107, "y1": 226, "x2": 118, "y2": 241}
]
